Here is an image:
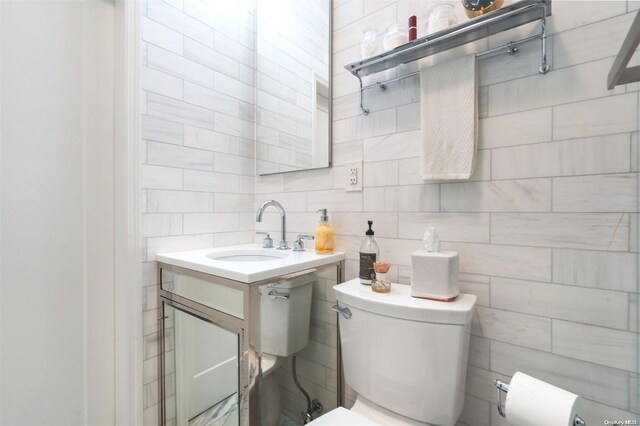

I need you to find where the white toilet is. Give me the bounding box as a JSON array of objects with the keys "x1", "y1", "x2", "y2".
[
  {"x1": 258, "y1": 273, "x2": 315, "y2": 425},
  {"x1": 311, "y1": 279, "x2": 477, "y2": 426}
]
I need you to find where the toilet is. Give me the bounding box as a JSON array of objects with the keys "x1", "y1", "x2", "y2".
[
  {"x1": 258, "y1": 273, "x2": 315, "y2": 425},
  {"x1": 310, "y1": 279, "x2": 476, "y2": 426}
]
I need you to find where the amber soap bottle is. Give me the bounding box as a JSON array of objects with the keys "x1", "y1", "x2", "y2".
[{"x1": 314, "y1": 209, "x2": 334, "y2": 254}]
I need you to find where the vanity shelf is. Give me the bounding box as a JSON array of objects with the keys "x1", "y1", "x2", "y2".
[{"x1": 345, "y1": 0, "x2": 552, "y2": 114}]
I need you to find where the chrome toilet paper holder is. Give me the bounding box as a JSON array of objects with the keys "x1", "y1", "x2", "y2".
[{"x1": 493, "y1": 379, "x2": 586, "y2": 426}]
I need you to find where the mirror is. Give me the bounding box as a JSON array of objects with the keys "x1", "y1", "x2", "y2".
[
  {"x1": 163, "y1": 303, "x2": 240, "y2": 426},
  {"x1": 255, "y1": 0, "x2": 332, "y2": 175}
]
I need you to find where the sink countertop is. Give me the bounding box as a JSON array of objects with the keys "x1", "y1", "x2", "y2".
[{"x1": 157, "y1": 244, "x2": 345, "y2": 283}]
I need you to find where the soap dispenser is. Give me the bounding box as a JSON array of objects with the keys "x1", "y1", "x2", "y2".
[
  {"x1": 314, "y1": 209, "x2": 335, "y2": 254},
  {"x1": 359, "y1": 220, "x2": 379, "y2": 285}
]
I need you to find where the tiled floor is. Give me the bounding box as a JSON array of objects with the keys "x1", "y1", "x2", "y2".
[
  {"x1": 187, "y1": 392, "x2": 302, "y2": 426},
  {"x1": 279, "y1": 414, "x2": 300, "y2": 426},
  {"x1": 189, "y1": 393, "x2": 238, "y2": 426}
]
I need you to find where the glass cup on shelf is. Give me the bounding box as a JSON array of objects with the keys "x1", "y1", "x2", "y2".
[
  {"x1": 382, "y1": 23, "x2": 409, "y2": 52},
  {"x1": 426, "y1": 1, "x2": 458, "y2": 36},
  {"x1": 361, "y1": 27, "x2": 379, "y2": 59}
]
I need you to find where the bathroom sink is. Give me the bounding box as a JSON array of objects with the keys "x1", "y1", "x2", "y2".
[
  {"x1": 157, "y1": 244, "x2": 345, "y2": 283},
  {"x1": 207, "y1": 249, "x2": 289, "y2": 262}
]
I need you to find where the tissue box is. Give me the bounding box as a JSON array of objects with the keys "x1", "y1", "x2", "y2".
[{"x1": 410, "y1": 250, "x2": 459, "y2": 301}]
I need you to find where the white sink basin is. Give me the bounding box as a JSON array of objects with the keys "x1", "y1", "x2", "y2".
[
  {"x1": 157, "y1": 244, "x2": 345, "y2": 283},
  {"x1": 207, "y1": 249, "x2": 289, "y2": 262}
]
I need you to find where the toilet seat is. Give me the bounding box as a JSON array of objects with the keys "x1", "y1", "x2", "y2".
[
  {"x1": 308, "y1": 396, "x2": 430, "y2": 426},
  {"x1": 307, "y1": 407, "x2": 379, "y2": 426}
]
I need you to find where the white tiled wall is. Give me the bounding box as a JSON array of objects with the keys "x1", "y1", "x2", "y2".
[
  {"x1": 253, "y1": 1, "x2": 640, "y2": 424},
  {"x1": 275, "y1": 266, "x2": 341, "y2": 421},
  {"x1": 141, "y1": 0, "x2": 640, "y2": 424},
  {"x1": 140, "y1": 0, "x2": 255, "y2": 423}
]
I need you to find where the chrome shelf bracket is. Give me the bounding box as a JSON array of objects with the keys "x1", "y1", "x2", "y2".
[
  {"x1": 356, "y1": 74, "x2": 369, "y2": 115},
  {"x1": 539, "y1": 2, "x2": 550, "y2": 73},
  {"x1": 608, "y1": 9, "x2": 640, "y2": 89}
]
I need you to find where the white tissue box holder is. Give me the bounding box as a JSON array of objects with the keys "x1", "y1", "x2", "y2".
[{"x1": 410, "y1": 250, "x2": 459, "y2": 301}]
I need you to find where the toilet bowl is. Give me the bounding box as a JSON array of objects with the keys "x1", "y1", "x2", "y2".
[
  {"x1": 259, "y1": 353, "x2": 286, "y2": 426},
  {"x1": 309, "y1": 279, "x2": 476, "y2": 426},
  {"x1": 260, "y1": 371, "x2": 283, "y2": 426},
  {"x1": 258, "y1": 273, "x2": 315, "y2": 424}
]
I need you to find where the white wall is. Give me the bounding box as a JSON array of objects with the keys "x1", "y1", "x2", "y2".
[
  {"x1": 0, "y1": 1, "x2": 116, "y2": 424},
  {"x1": 252, "y1": 1, "x2": 640, "y2": 424},
  {"x1": 141, "y1": 1, "x2": 639, "y2": 424}
]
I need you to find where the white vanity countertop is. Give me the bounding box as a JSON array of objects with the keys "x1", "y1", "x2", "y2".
[{"x1": 157, "y1": 244, "x2": 345, "y2": 283}]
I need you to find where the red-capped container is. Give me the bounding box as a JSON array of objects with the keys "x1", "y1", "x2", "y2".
[{"x1": 409, "y1": 15, "x2": 417, "y2": 40}]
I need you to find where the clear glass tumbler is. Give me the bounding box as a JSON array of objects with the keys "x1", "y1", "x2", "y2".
[
  {"x1": 382, "y1": 23, "x2": 408, "y2": 52},
  {"x1": 361, "y1": 27, "x2": 379, "y2": 59},
  {"x1": 426, "y1": 1, "x2": 458, "y2": 35}
]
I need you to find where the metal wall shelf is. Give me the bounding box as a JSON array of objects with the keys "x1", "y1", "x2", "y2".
[{"x1": 345, "y1": 0, "x2": 552, "y2": 114}]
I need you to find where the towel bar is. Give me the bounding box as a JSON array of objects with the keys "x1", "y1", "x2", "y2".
[
  {"x1": 362, "y1": 38, "x2": 527, "y2": 91},
  {"x1": 493, "y1": 379, "x2": 586, "y2": 426}
]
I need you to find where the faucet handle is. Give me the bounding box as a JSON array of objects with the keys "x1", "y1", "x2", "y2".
[
  {"x1": 293, "y1": 234, "x2": 315, "y2": 252},
  {"x1": 256, "y1": 232, "x2": 273, "y2": 248}
]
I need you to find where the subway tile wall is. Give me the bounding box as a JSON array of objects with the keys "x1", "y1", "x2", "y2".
[
  {"x1": 141, "y1": 0, "x2": 640, "y2": 424},
  {"x1": 140, "y1": 0, "x2": 256, "y2": 423},
  {"x1": 274, "y1": 265, "x2": 341, "y2": 421},
  {"x1": 253, "y1": 1, "x2": 640, "y2": 424},
  {"x1": 141, "y1": 1, "x2": 337, "y2": 424}
]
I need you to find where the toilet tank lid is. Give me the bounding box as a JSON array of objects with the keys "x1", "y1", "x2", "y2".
[{"x1": 333, "y1": 279, "x2": 476, "y2": 325}]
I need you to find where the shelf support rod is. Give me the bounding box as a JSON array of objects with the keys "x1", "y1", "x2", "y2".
[{"x1": 539, "y1": 2, "x2": 550, "y2": 73}]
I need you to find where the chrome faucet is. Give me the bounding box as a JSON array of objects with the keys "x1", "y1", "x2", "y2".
[{"x1": 256, "y1": 200, "x2": 289, "y2": 250}]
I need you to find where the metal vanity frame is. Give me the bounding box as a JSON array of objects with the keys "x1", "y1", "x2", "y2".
[{"x1": 157, "y1": 259, "x2": 346, "y2": 426}]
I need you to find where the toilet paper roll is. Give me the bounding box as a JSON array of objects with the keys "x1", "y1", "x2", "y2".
[{"x1": 506, "y1": 372, "x2": 581, "y2": 426}]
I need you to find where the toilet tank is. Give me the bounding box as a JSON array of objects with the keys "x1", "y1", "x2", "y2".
[
  {"x1": 259, "y1": 272, "x2": 315, "y2": 356},
  {"x1": 334, "y1": 280, "x2": 476, "y2": 426}
]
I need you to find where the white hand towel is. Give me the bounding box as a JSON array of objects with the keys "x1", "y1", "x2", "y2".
[{"x1": 420, "y1": 55, "x2": 477, "y2": 180}]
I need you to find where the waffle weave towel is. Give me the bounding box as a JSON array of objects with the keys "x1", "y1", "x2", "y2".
[{"x1": 420, "y1": 55, "x2": 477, "y2": 180}]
